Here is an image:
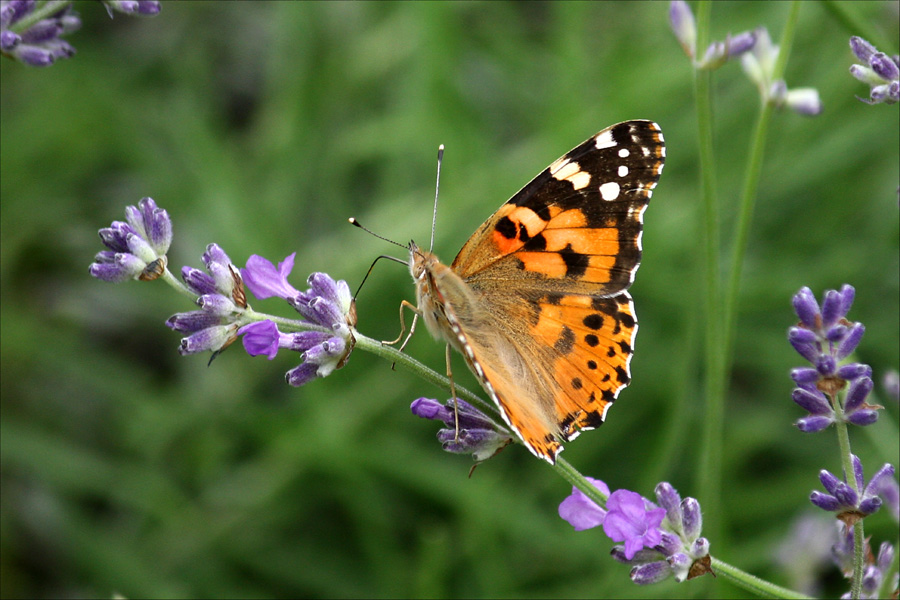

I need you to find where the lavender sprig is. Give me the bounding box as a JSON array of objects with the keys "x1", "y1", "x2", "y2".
[
  {"x1": 1, "y1": 0, "x2": 159, "y2": 67},
  {"x1": 559, "y1": 480, "x2": 713, "y2": 585},
  {"x1": 788, "y1": 285, "x2": 881, "y2": 431},
  {"x1": 849, "y1": 36, "x2": 900, "y2": 105}
]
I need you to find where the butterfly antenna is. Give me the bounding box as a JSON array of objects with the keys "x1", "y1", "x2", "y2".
[
  {"x1": 348, "y1": 218, "x2": 409, "y2": 298},
  {"x1": 429, "y1": 144, "x2": 444, "y2": 252}
]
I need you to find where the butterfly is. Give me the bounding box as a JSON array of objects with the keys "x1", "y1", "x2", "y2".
[{"x1": 409, "y1": 120, "x2": 665, "y2": 464}]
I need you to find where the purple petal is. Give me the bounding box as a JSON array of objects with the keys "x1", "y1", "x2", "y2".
[
  {"x1": 239, "y1": 320, "x2": 281, "y2": 359},
  {"x1": 844, "y1": 377, "x2": 873, "y2": 412},
  {"x1": 858, "y1": 497, "x2": 882, "y2": 515},
  {"x1": 19, "y1": 19, "x2": 61, "y2": 44},
  {"x1": 792, "y1": 387, "x2": 831, "y2": 414},
  {"x1": 820, "y1": 290, "x2": 843, "y2": 327},
  {"x1": 796, "y1": 415, "x2": 833, "y2": 432},
  {"x1": 178, "y1": 325, "x2": 233, "y2": 355},
  {"x1": 241, "y1": 253, "x2": 299, "y2": 300},
  {"x1": 838, "y1": 285, "x2": 855, "y2": 315},
  {"x1": 166, "y1": 310, "x2": 223, "y2": 333},
  {"x1": 832, "y1": 482, "x2": 859, "y2": 507},
  {"x1": 181, "y1": 266, "x2": 218, "y2": 296},
  {"x1": 411, "y1": 397, "x2": 451, "y2": 421},
  {"x1": 630, "y1": 561, "x2": 671, "y2": 585},
  {"x1": 669, "y1": 1, "x2": 696, "y2": 58},
  {"x1": 792, "y1": 287, "x2": 820, "y2": 328},
  {"x1": 789, "y1": 332, "x2": 820, "y2": 363},
  {"x1": 286, "y1": 330, "x2": 333, "y2": 353},
  {"x1": 837, "y1": 323, "x2": 865, "y2": 359},
  {"x1": 810, "y1": 491, "x2": 841, "y2": 511},
  {"x1": 816, "y1": 355, "x2": 837, "y2": 376},
  {"x1": 726, "y1": 30, "x2": 757, "y2": 57},
  {"x1": 197, "y1": 294, "x2": 236, "y2": 316},
  {"x1": 791, "y1": 367, "x2": 820, "y2": 386},
  {"x1": 681, "y1": 497, "x2": 702, "y2": 540},
  {"x1": 286, "y1": 361, "x2": 318, "y2": 387},
  {"x1": 558, "y1": 478, "x2": 609, "y2": 531},
  {"x1": 819, "y1": 469, "x2": 842, "y2": 494},
  {"x1": 871, "y1": 52, "x2": 900, "y2": 81},
  {"x1": 850, "y1": 36, "x2": 876, "y2": 62},
  {"x1": 864, "y1": 464, "x2": 895, "y2": 497},
  {"x1": 837, "y1": 362, "x2": 872, "y2": 381},
  {"x1": 847, "y1": 410, "x2": 879, "y2": 426},
  {"x1": 654, "y1": 482, "x2": 682, "y2": 525},
  {"x1": 852, "y1": 454, "x2": 865, "y2": 493}
]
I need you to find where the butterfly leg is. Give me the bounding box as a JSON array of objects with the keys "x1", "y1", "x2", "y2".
[{"x1": 382, "y1": 300, "x2": 421, "y2": 352}]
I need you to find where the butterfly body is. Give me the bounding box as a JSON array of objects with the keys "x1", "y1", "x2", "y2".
[{"x1": 411, "y1": 120, "x2": 665, "y2": 464}]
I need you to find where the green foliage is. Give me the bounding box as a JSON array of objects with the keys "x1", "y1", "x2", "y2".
[{"x1": 1, "y1": 2, "x2": 897, "y2": 598}]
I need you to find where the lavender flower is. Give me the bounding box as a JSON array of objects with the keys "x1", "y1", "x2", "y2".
[
  {"x1": 239, "y1": 257, "x2": 355, "y2": 386},
  {"x1": 90, "y1": 197, "x2": 172, "y2": 283},
  {"x1": 741, "y1": 27, "x2": 822, "y2": 115},
  {"x1": 102, "y1": 1, "x2": 160, "y2": 17},
  {"x1": 832, "y1": 526, "x2": 898, "y2": 599},
  {"x1": 0, "y1": 0, "x2": 80, "y2": 66},
  {"x1": 167, "y1": 244, "x2": 246, "y2": 356},
  {"x1": 603, "y1": 490, "x2": 667, "y2": 561},
  {"x1": 810, "y1": 454, "x2": 893, "y2": 525},
  {"x1": 849, "y1": 36, "x2": 900, "y2": 105},
  {"x1": 559, "y1": 480, "x2": 712, "y2": 584},
  {"x1": 410, "y1": 397, "x2": 512, "y2": 462},
  {"x1": 669, "y1": 1, "x2": 756, "y2": 70},
  {"x1": 788, "y1": 285, "x2": 880, "y2": 430}
]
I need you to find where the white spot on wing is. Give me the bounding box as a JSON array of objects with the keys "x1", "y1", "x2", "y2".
[
  {"x1": 618, "y1": 165, "x2": 628, "y2": 177},
  {"x1": 618, "y1": 148, "x2": 629, "y2": 158},
  {"x1": 599, "y1": 181, "x2": 620, "y2": 201},
  {"x1": 594, "y1": 130, "x2": 616, "y2": 150}
]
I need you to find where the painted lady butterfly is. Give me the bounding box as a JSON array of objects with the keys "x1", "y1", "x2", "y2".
[{"x1": 410, "y1": 120, "x2": 665, "y2": 464}]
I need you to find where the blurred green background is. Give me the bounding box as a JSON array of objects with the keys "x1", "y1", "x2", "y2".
[{"x1": 1, "y1": 2, "x2": 898, "y2": 598}]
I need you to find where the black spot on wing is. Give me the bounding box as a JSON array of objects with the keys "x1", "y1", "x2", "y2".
[
  {"x1": 559, "y1": 244, "x2": 588, "y2": 277},
  {"x1": 555, "y1": 326, "x2": 575, "y2": 354}
]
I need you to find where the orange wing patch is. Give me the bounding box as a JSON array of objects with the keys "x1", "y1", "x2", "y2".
[{"x1": 531, "y1": 292, "x2": 637, "y2": 438}]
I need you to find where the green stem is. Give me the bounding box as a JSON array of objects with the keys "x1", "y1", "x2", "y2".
[
  {"x1": 832, "y1": 394, "x2": 865, "y2": 600},
  {"x1": 161, "y1": 266, "x2": 197, "y2": 300},
  {"x1": 711, "y1": 556, "x2": 813, "y2": 599},
  {"x1": 353, "y1": 332, "x2": 503, "y2": 426},
  {"x1": 722, "y1": 1, "x2": 801, "y2": 376},
  {"x1": 8, "y1": 0, "x2": 72, "y2": 33},
  {"x1": 553, "y1": 456, "x2": 608, "y2": 508},
  {"x1": 693, "y1": 0, "x2": 725, "y2": 544}
]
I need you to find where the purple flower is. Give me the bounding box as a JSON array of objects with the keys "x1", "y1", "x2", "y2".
[
  {"x1": 102, "y1": 1, "x2": 160, "y2": 18},
  {"x1": 90, "y1": 197, "x2": 173, "y2": 283},
  {"x1": 0, "y1": 1, "x2": 80, "y2": 67},
  {"x1": 668, "y1": 1, "x2": 756, "y2": 70},
  {"x1": 239, "y1": 319, "x2": 348, "y2": 386},
  {"x1": 810, "y1": 455, "x2": 893, "y2": 525},
  {"x1": 850, "y1": 36, "x2": 900, "y2": 105},
  {"x1": 165, "y1": 244, "x2": 248, "y2": 356},
  {"x1": 242, "y1": 253, "x2": 302, "y2": 301},
  {"x1": 832, "y1": 525, "x2": 897, "y2": 598},
  {"x1": 558, "y1": 477, "x2": 610, "y2": 531},
  {"x1": 788, "y1": 285, "x2": 879, "y2": 430},
  {"x1": 741, "y1": 28, "x2": 822, "y2": 115},
  {"x1": 603, "y1": 490, "x2": 666, "y2": 560},
  {"x1": 237, "y1": 265, "x2": 356, "y2": 385},
  {"x1": 560, "y1": 480, "x2": 712, "y2": 584},
  {"x1": 411, "y1": 397, "x2": 512, "y2": 462}
]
